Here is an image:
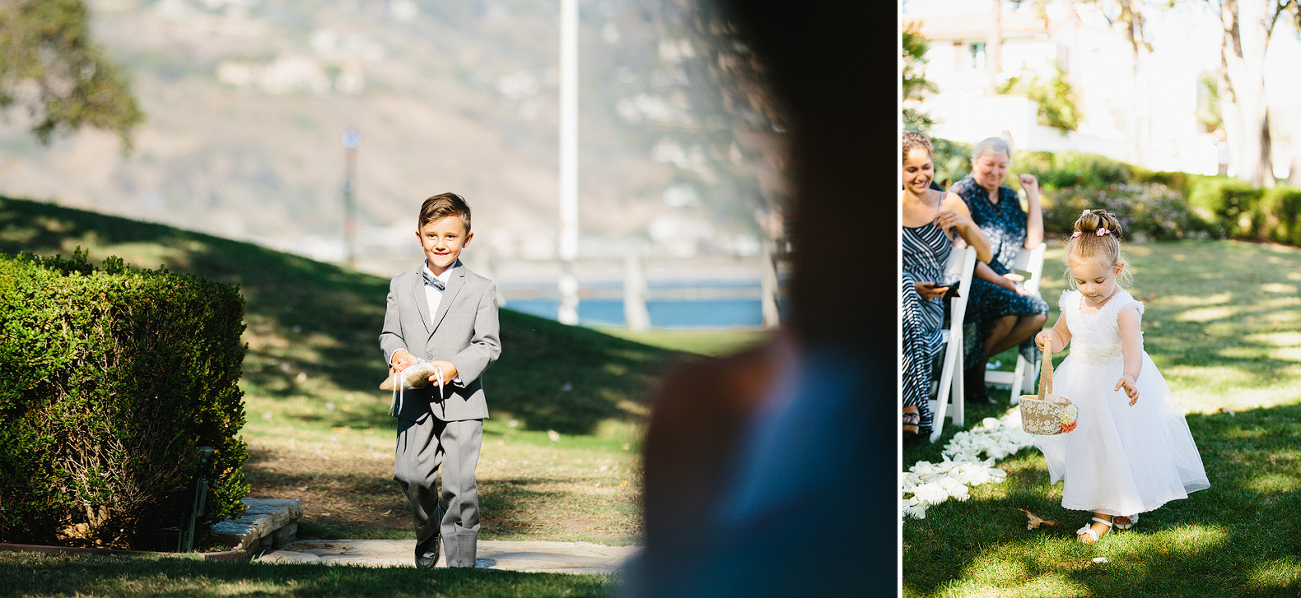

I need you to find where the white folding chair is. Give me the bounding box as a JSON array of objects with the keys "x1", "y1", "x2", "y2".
[
  {"x1": 928, "y1": 245, "x2": 977, "y2": 443},
  {"x1": 985, "y1": 242, "x2": 1048, "y2": 404}
]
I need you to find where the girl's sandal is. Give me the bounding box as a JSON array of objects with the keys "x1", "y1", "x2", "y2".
[
  {"x1": 1076, "y1": 517, "x2": 1113, "y2": 544},
  {"x1": 903, "y1": 410, "x2": 921, "y2": 438},
  {"x1": 1113, "y1": 514, "x2": 1138, "y2": 530}
]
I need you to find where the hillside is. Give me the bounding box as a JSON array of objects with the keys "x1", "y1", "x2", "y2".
[
  {"x1": 0, "y1": 0, "x2": 788, "y2": 273},
  {"x1": 0, "y1": 194, "x2": 680, "y2": 433},
  {"x1": 2, "y1": 194, "x2": 711, "y2": 543}
]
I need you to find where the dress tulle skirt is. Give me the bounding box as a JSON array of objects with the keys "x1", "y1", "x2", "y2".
[{"x1": 1034, "y1": 352, "x2": 1210, "y2": 516}]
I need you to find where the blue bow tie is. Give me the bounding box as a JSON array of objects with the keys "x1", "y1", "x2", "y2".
[{"x1": 422, "y1": 271, "x2": 446, "y2": 291}]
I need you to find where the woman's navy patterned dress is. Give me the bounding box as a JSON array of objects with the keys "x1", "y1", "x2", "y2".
[
  {"x1": 902, "y1": 220, "x2": 950, "y2": 435},
  {"x1": 951, "y1": 175, "x2": 1049, "y2": 370}
]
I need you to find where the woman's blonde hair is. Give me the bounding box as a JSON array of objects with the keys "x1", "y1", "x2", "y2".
[{"x1": 1065, "y1": 209, "x2": 1132, "y2": 287}]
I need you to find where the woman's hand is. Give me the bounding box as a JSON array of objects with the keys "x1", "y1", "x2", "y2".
[
  {"x1": 996, "y1": 272, "x2": 1031, "y2": 295},
  {"x1": 914, "y1": 281, "x2": 948, "y2": 301},
  {"x1": 935, "y1": 208, "x2": 973, "y2": 234},
  {"x1": 1115, "y1": 374, "x2": 1139, "y2": 405},
  {"x1": 1019, "y1": 174, "x2": 1039, "y2": 198}
]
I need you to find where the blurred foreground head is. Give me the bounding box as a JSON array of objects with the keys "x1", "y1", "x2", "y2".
[{"x1": 630, "y1": 1, "x2": 891, "y2": 597}]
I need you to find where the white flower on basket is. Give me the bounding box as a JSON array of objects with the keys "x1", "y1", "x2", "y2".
[{"x1": 1059, "y1": 404, "x2": 1079, "y2": 425}]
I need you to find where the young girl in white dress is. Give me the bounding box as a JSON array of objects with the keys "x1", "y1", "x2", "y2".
[{"x1": 1033, "y1": 209, "x2": 1210, "y2": 544}]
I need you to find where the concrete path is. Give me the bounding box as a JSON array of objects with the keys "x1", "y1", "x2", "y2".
[{"x1": 258, "y1": 539, "x2": 639, "y2": 575}]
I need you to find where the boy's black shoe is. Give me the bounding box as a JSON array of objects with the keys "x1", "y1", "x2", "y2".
[
  {"x1": 964, "y1": 368, "x2": 993, "y2": 404},
  {"x1": 415, "y1": 534, "x2": 441, "y2": 569},
  {"x1": 414, "y1": 504, "x2": 445, "y2": 569}
]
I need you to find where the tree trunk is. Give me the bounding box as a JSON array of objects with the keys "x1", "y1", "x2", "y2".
[
  {"x1": 1288, "y1": 149, "x2": 1301, "y2": 187},
  {"x1": 988, "y1": 0, "x2": 1002, "y2": 94},
  {"x1": 1121, "y1": 0, "x2": 1146, "y2": 165},
  {"x1": 1218, "y1": 0, "x2": 1274, "y2": 187}
]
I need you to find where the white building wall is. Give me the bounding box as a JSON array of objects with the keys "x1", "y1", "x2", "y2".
[
  {"x1": 908, "y1": 1, "x2": 1224, "y2": 175},
  {"x1": 1001, "y1": 39, "x2": 1057, "y2": 77}
]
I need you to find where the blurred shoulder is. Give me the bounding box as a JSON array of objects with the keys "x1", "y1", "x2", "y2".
[{"x1": 949, "y1": 176, "x2": 977, "y2": 194}]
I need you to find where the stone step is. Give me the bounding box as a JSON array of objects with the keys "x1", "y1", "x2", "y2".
[
  {"x1": 211, "y1": 498, "x2": 302, "y2": 552},
  {"x1": 258, "y1": 539, "x2": 641, "y2": 574}
]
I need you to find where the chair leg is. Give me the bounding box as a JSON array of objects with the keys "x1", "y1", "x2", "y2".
[
  {"x1": 1009, "y1": 355, "x2": 1027, "y2": 404},
  {"x1": 950, "y1": 333, "x2": 964, "y2": 428},
  {"x1": 931, "y1": 343, "x2": 955, "y2": 443}
]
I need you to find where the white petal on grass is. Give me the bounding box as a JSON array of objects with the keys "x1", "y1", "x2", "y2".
[{"x1": 902, "y1": 411, "x2": 1036, "y2": 521}]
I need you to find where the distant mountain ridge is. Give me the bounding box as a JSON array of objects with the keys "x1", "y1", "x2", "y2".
[{"x1": 0, "y1": 0, "x2": 787, "y2": 273}]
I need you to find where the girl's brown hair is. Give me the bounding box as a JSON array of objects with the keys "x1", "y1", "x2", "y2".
[{"x1": 1065, "y1": 209, "x2": 1131, "y2": 286}]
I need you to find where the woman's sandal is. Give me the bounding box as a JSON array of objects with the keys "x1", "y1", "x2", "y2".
[
  {"x1": 903, "y1": 410, "x2": 921, "y2": 438},
  {"x1": 1113, "y1": 514, "x2": 1138, "y2": 530},
  {"x1": 1076, "y1": 516, "x2": 1113, "y2": 544}
]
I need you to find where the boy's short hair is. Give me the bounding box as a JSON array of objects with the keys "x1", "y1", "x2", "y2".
[{"x1": 419, "y1": 192, "x2": 472, "y2": 233}]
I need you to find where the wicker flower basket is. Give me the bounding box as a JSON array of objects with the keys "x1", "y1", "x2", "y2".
[{"x1": 1019, "y1": 344, "x2": 1078, "y2": 435}]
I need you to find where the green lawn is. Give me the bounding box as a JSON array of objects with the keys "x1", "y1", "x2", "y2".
[
  {"x1": 906, "y1": 240, "x2": 1301, "y2": 597},
  {"x1": 0, "y1": 551, "x2": 616, "y2": 597},
  {"x1": 0, "y1": 196, "x2": 753, "y2": 551}
]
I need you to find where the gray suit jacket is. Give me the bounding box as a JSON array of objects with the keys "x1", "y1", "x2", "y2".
[{"x1": 379, "y1": 260, "x2": 501, "y2": 422}]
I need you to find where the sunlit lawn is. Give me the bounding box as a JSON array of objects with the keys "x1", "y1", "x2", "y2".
[{"x1": 906, "y1": 240, "x2": 1301, "y2": 597}]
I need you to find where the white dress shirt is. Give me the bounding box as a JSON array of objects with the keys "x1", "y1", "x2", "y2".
[
  {"x1": 422, "y1": 262, "x2": 451, "y2": 322},
  {"x1": 418, "y1": 262, "x2": 461, "y2": 385}
]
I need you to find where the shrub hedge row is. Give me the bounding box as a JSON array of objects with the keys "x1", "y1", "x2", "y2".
[
  {"x1": 931, "y1": 136, "x2": 1301, "y2": 245},
  {"x1": 0, "y1": 249, "x2": 248, "y2": 548}
]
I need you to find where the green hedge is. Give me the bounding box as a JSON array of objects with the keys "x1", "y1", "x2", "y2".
[
  {"x1": 1041, "y1": 183, "x2": 1201, "y2": 241},
  {"x1": 1018, "y1": 150, "x2": 1136, "y2": 191},
  {"x1": 0, "y1": 249, "x2": 248, "y2": 549},
  {"x1": 932, "y1": 141, "x2": 1135, "y2": 195},
  {"x1": 932, "y1": 137, "x2": 1301, "y2": 245}
]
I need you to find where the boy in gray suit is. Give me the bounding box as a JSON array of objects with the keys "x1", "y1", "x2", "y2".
[{"x1": 380, "y1": 192, "x2": 501, "y2": 568}]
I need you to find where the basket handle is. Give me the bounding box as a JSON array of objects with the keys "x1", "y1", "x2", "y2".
[{"x1": 1038, "y1": 338, "x2": 1053, "y2": 400}]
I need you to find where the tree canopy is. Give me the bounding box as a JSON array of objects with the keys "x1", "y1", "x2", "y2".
[
  {"x1": 902, "y1": 22, "x2": 935, "y2": 132},
  {"x1": 998, "y1": 63, "x2": 1080, "y2": 132},
  {"x1": 0, "y1": 0, "x2": 143, "y2": 148}
]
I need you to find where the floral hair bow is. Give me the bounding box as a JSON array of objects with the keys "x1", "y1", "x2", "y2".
[{"x1": 1072, "y1": 228, "x2": 1111, "y2": 237}]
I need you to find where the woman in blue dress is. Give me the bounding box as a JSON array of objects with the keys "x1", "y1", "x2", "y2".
[
  {"x1": 901, "y1": 131, "x2": 990, "y2": 438},
  {"x1": 949, "y1": 137, "x2": 1049, "y2": 403}
]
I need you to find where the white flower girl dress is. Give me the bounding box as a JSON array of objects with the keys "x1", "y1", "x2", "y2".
[{"x1": 1035, "y1": 289, "x2": 1210, "y2": 516}]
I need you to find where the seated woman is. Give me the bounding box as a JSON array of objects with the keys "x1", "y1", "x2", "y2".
[
  {"x1": 901, "y1": 131, "x2": 990, "y2": 438},
  {"x1": 948, "y1": 137, "x2": 1049, "y2": 403}
]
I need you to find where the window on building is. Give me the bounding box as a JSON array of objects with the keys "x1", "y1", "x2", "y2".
[{"x1": 969, "y1": 42, "x2": 986, "y2": 70}]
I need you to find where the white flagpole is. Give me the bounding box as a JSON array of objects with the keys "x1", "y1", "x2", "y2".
[{"x1": 557, "y1": 0, "x2": 580, "y2": 325}]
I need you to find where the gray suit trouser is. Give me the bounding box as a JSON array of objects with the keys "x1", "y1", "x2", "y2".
[{"x1": 394, "y1": 416, "x2": 482, "y2": 567}]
